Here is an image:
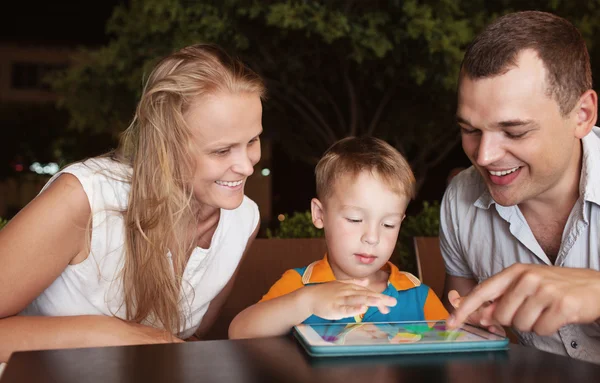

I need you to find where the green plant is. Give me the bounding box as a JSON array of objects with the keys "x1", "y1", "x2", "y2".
[
  {"x1": 0, "y1": 217, "x2": 8, "y2": 230},
  {"x1": 393, "y1": 201, "x2": 441, "y2": 274},
  {"x1": 266, "y1": 211, "x2": 324, "y2": 239},
  {"x1": 401, "y1": 201, "x2": 441, "y2": 238}
]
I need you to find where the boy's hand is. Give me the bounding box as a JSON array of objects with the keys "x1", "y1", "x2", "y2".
[
  {"x1": 305, "y1": 280, "x2": 397, "y2": 320},
  {"x1": 447, "y1": 290, "x2": 505, "y2": 336}
]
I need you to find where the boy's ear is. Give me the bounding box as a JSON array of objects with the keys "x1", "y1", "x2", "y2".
[{"x1": 311, "y1": 198, "x2": 325, "y2": 229}]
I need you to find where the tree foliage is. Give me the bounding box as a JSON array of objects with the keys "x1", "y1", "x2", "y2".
[{"x1": 50, "y1": 0, "x2": 600, "y2": 190}]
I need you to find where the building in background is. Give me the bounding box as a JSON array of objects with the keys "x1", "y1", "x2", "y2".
[{"x1": 0, "y1": 42, "x2": 74, "y2": 103}]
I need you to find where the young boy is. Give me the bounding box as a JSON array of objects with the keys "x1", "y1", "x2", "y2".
[{"x1": 229, "y1": 137, "x2": 448, "y2": 339}]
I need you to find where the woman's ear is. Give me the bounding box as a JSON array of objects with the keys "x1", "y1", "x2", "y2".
[{"x1": 311, "y1": 198, "x2": 325, "y2": 229}]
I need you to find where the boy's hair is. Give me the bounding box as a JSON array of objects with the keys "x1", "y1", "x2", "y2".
[
  {"x1": 315, "y1": 136, "x2": 415, "y2": 201},
  {"x1": 460, "y1": 11, "x2": 591, "y2": 116}
]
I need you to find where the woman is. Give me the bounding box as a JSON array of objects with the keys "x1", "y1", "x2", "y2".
[{"x1": 0, "y1": 43, "x2": 265, "y2": 362}]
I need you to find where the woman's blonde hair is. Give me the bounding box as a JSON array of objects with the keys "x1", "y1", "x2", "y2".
[{"x1": 114, "y1": 43, "x2": 265, "y2": 334}]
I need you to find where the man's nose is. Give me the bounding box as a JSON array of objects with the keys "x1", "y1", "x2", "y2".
[{"x1": 476, "y1": 133, "x2": 505, "y2": 167}]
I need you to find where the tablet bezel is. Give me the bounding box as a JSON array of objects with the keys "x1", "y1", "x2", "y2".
[{"x1": 293, "y1": 320, "x2": 509, "y2": 356}]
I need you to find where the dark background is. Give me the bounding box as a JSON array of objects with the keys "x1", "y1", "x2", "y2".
[{"x1": 0, "y1": 0, "x2": 472, "y2": 219}]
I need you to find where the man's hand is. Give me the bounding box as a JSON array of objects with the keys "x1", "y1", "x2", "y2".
[
  {"x1": 447, "y1": 264, "x2": 600, "y2": 336},
  {"x1": 306, "y1": 280, "x2": 397, "y2": 320},
  {"x1": 447, "y1": 290, "x2": 505, "y2": 336}
]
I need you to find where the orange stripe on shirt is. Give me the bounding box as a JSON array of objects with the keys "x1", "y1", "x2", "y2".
[
  {"x1": 423, "y1": 288, "x2": 449, "y2": 321},
  {"x1": 259, "y1": 269, "x2": 305, "y2": 303}
]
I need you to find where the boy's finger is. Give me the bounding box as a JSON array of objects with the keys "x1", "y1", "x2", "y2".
[
  {"x1": 341, "y1": 278, "x2": 369, "y2": 287},
  {"x1": 377, "y1": 304, "x2": 390, "y2": 314}
]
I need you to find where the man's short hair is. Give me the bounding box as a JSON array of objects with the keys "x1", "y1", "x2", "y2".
[
  {"x1": 315, "y1": 136, "x2": 416, "y2": 201},
  {"x1": 460, "y1": 11, "x2": 592, "y2": 116}
]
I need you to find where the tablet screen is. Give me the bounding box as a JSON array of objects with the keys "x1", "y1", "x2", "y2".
[{"x1": 296, "y1": 321, "x2": 504, "y2": 346}]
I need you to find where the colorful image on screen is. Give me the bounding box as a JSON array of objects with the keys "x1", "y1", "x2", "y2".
[{"x1": 312, "y1": 322, "x2": 486, "y2": 345}]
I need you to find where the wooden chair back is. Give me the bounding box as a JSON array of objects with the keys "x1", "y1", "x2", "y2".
[
  {"x1": 413, "y1": 236, "x2": 446, "y2": 299},
  {"x1": 204, "y1": 238, "x2": 326, "y2": 340}
]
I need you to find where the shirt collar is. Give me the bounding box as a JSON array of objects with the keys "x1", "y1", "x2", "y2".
[
  {"x1": 473, "y1": 126, "x2": 600, "y2": 210},
  {"x1": 580, "y1": 127, "x2": 600, "y2": 206},
  {"x1": 301, "y1": 255, "x2": 421, "y2": 291}
]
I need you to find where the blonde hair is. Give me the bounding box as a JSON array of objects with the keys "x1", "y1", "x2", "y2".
[
  {"x1": 315, "y1": 136, "x2": 415, "y2": 201},
  {"x1": 113, "y1": 43, "x2": 265, "y2": 334}
]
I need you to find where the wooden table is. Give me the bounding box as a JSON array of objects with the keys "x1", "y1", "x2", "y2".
[{"x1": 3, "y1": 336, "x2": 599, "y2": 382}]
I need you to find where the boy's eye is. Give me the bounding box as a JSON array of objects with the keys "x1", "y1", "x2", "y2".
[{"x1": 346, "y1": 218, "x2": 362, "y2": 223}]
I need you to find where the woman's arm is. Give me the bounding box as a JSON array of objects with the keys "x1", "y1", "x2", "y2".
[
  {"x1": 0, "y1": 174, "x2": 181, "y2": 362},
  {"x1": 0, "y1": 315, "x2": 182, "y2": 363},
  {"x1": 0, "y1": 174, "x2": 89, "y2": 317}
]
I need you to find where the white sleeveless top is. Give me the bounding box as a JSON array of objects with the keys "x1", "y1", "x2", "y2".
[{"x1": 20, "y1": 158, "x2": 259, "y2": 339}]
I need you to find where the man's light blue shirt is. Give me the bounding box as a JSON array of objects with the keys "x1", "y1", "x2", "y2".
[{"x1": 440, "y1": 127, "x2": 600, "y2": 364}]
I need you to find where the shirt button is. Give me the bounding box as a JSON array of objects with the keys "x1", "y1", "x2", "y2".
[{"x1": 571, "y1": 341, "x2": 578, "y2": 349}]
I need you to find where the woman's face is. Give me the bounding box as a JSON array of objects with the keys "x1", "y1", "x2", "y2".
[{"x1": 185, "y1": 91, "x2": 263, "y2": 210}]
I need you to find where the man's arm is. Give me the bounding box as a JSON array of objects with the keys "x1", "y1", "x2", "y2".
[{"x1": 447, "y1": 264, "x2": 600, "y2": 335}]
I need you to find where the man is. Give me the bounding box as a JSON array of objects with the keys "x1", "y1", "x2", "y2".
[{"x1": 440, "y1": 10, "x2": 600, "y2": 364}]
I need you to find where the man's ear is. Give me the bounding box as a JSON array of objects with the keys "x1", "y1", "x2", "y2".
[
  {"x1": 574, "y1": 89, "x2": 597, "y2": 138},
  {"x1": 311, "y1": 198, "x2": 325, "y2": 229}
]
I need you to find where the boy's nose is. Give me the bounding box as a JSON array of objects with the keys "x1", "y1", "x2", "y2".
[{"x1": 361, "y1": 230, "x2": 380, "y2": 246}]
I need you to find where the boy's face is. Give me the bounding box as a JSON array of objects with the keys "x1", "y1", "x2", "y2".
[{"x1": 311, "y1": 171, "x2": 409, "y2": 281}]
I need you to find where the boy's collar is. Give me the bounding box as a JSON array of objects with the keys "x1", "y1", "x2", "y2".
[{"x1": 300, "y1": 254, "x2": 421, "y2": 291}]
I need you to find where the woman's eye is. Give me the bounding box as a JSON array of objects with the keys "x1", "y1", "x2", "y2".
[
  {"x1": 214, "y1": 149, "x2": 230, "y2": 156},
  {"x1": 383, "y1": 224, "x2": 396, "y2": 229},
  {"x1": 346, "y1": 218, "x2": 362, "y2": 223}
]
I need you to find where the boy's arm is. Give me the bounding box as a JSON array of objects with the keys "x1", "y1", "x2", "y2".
[
  {"x1": 229, "y1": 270, "x2": 310, "y2": 339},
  {"x1": 229, "y1": 271, "x2": 398, "y2": 339},
  {"x1": 423, "y1": 288, "x2": 449, "y2": 321},
  {"x1": 228, "y1": 287, "x2": 315, "y2": 339}
]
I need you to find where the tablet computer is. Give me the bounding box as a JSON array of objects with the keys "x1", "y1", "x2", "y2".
[{"x1": 293, "y1": 320, "x2": 509, "y2": 357}]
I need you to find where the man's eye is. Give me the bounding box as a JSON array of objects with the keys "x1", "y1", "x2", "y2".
[
  {"x1": 460, "y1": 127, "x2": 480, "y2": 135},
  {"x1": 505, "y1": 131, "x2": 527, "y2": 139},
  {"x1": 249, "y1": 137, "x2": 260, "y2": 144}
]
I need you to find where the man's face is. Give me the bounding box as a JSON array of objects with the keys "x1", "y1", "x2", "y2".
[{"x1": 457, "y1": 50, "x2": 582, "y2": 207}]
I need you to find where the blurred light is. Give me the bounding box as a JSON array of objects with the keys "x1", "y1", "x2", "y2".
[
  {"x1": 277, "y1": 214, "x2": 285, "y2": 222},
  {"x1": 29, "y1": 162, "x2": 59, "y2": 175},
  {"x1": 261, "y1": 168, "x2": 271, "y2": 177},
  {"x1": 15, "y1": 164, "x2": 23, "y2": 172}
]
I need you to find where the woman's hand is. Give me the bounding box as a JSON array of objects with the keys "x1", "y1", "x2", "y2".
[{"x1": 98, "y1": 317, "x2": 184, "y2": 346}]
